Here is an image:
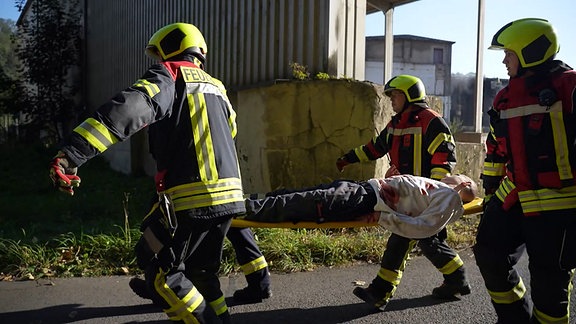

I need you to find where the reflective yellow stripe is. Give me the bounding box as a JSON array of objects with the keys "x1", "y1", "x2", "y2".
[
  {"x1": 355, "y1": 145, "x2": 370, "y2": 162},
  {"x1": 533, "y1": 306, "x2": 569, "y2": 324},
  {"x1": 155, "y1": 270, "x2": 203, "y2": 323},
  {"x1": 377, "y1": 267, "x2": 403, "y2": 286},
  {"x1": 549, "y1": 110, "x2": 573, "y2": 181},
  {"x1": 188, "y1": 92, "x2": 218, "y2": 181},
  {"x1": 173, "y1": 189, "x2": 244, "y2": 210},
  {"x1": 209, "y1": 295, "x2": 228, "y2": 316},
  {"x1": 488, "y1": 279, "x2": 526, "y2": 304},
  {"x1": 167, "y1": 178, "x2": 243, "y2": 199},
  {"x1": 133, "y1": 79, "x2": 160, "y2": 97},
  {"x1": 413, "y1": 133, "x2": 422, "y2": 175},
  {"x1": 428, "y1": 133, "x2": 453, "y2": 155},
  {"x1": 430, "y1": 167, "x2": 449, "y2": 180},
  {"x1": 519, "y1": 186, "x2": 576, "y2": 213},
  {"x1": 495, "y1": 177, "x2": 515, "y2": 202},
  {"x1": 483, "y1": 162, "x2": 506, "y2": 177},
  {"x1": 240, "y1": 255, "x2": 268, "y2": 275},
  {"x1": 165, "y1": 178, "x2": 244, "y2": 210},
  {"x1": 437, "y1": 255, "x2": 464, "y2": 275},
  {"x1": 73, "y1": 118, "x2": 119, "y2": 153}
]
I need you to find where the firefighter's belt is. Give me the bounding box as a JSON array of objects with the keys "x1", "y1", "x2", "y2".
[{"x1": 231, "y1": 197, "x2": 484, "y2": 228}]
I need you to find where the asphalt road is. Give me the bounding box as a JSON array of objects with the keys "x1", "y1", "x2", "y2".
[{"x1": 0, "y1": 249, "x2": 574, "y2": 324}]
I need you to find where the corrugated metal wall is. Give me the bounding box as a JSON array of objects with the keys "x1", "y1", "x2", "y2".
[{"x1": 85, "y1": 0, "x2": 366, "y2": 109}]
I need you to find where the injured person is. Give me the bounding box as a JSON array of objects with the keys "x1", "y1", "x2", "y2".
[{"x1": 240, "y1": 174, "x2": 478, "y2": 239}]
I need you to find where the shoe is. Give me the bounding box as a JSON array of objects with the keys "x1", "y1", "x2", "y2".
[
  {"x1": 431, "y1": 281, "x2": 471, "y2": 299},
  {"x1": 353, "y1": 287, "x2": 388, "y2": 311},
  {"x1": 233, "y1": 286, "x2": 272, "y2": 303},
  {"x1": 129, "y1": 277, "x2": 152, "y2": 300}
]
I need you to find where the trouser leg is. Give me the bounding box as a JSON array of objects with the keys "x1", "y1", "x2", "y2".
[
  {"x1": 473, "y1": 199, "x2": 530, "y2": 323},
  {"x1": 369, "y1": 233, "x2": 417, "y2": 302},
  {"x1": 418, "y1": 228, "x2": 467, "y2": 285},
  {"x1": 227, "y1": 227, "x2": 270, "y2": 290}
]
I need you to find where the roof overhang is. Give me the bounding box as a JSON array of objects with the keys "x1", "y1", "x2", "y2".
[{"x1": 367, "y1": 0, "x2": 420, "y2": 13}]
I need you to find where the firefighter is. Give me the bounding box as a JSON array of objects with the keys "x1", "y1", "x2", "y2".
[
  {"x1": 474, "y1": 18, "x2": 576, "y2": 323},
  {"x1": 336, "y1": 75, "x2": 469, "y2": 311},
  {"x1": 49, "y1": 22, "x2": 250, "y2": 323}
]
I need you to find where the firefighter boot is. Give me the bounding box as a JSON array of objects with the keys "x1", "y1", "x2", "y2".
[
  {"x1": 233, "y1": 268, "x2": 272, "y2": 303},
  {"x1": 432, "y1": 268, "x2": 471, "y2": 299},
  {"x1": 129, "y1": 277, "x2": 164, "y2": 306},
  {"x1": 353, "y1": 286, "x2": 388, "y2": 311}
]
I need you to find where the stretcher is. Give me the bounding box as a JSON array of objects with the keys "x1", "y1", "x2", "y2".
[{"x1": 231, "y1": 197, "x2": 484, "y2": 228}]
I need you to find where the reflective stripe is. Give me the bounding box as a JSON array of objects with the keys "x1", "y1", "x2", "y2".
[
  {"x1": 519, "y1": 186, "x2": 576, "y2": 213},
  {"x1": 240, "y1": 255, "x2": 268, "y2": 275},
  {"x1": 377, "y1": 267, "x2": 403, "y2": 286},
  {"x1": 165, "y1": 178, "x2": 244, "y2": 210},
  {"x1": 549, "y1": 110, "x2": 573, "y2": 180},
  {"x1": 209, "y1": 295, "x2": 228, "y2": 316},
  {"x1": 428, "y1": 133, "x2": 453, "y2": 155},
  {"x1": 413, "y1": 133, "x2": 422, "y2": 175},
  {"x1": 167, "y1": 178, "x2": 243, "y2": 198},
  {"x1": 390, "y1": 126, "x2": 422, "y2": 135},
  {"x1": 430, "y1": 167, "x2": 449, "y2": 180},
  {"x1": 488, "y1": 279, "x2": 526, "y2": 304},
  {"x1": 437, "y1": 255, "x2": 464, "y2": 275},
  {"x1": 133, "y1": 79, "x2": 160, "y2": 98},
  {"x1": 495, "y1": 177, "x2": 515, "y2": 202},
  {"x1": 155, "y1": 270, "x2": 203, "y2": 324},
  {"x1": 483, "y1": 162, "x2": 506, "y2": 177},
  {"x1": 355, "y1": 145, "x2": 370, "y2": 162},
  {"x1": 498, "y1": 101, "x2": 562, "y2": 119},
  {"x1": 173, "y1": 189, "x2": 244, "y2": 210},
  {"x1": 533, "y1": 306, "x2": 569, "y2": 324},
  {"x1": 73, "y1": 118, "x2": 118, "y2": 153},
  {"x1": 142, "y1": 226, "x2": 164, "y2": 254},
  {"x1": 188, "y1": 92, "x2": 218, "y2": 181}
]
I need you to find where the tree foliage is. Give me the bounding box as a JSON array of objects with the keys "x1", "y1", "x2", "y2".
[{"x1": 15, "y1": 0, "x2": 82, "y2": 143}]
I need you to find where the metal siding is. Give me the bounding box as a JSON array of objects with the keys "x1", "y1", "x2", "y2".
[{"x1": 85, "y1": 0, "x2": 363, "y2": 105}]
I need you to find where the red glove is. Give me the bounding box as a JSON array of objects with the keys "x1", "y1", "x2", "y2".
[
  {"x1": 336, "y1": 156, "x2": 350, "y2": 172},
  {"x1": 49, "y1": 152, "x2": 81, "y2": 195}
]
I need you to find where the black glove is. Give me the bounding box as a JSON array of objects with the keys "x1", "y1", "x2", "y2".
[{"x1": 49, "y1": 151, "x2": 81, "y2": 195}]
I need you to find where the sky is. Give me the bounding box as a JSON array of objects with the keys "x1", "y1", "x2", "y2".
[
  {"x1": 1, "y1": 0, "x2": 574, "y2": 79},
  {"x1": 366, "y1": 0, "x2": 575, "y2": 78}
]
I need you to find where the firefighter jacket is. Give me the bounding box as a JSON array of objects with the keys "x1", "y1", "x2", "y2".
[
  {"x1": 483, "y1": 60, "x2": 576, "y2": 215},
  {"x1": 368, "y1": 175, "x2": 464, "y2": 239},
  {"x1": 342, "y1": 103, "x2": 456, "y2": 180},
  {"x1": 60, "y1": 60, "x2": 245, "y2": 218}
]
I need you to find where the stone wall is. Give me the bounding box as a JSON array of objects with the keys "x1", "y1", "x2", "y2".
[{"x1": 234, "y1": 79, "x2": 484, "y2": 194}]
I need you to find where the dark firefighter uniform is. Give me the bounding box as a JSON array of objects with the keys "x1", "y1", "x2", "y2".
[
  {"x1": 61, "y1": 59, "x2": 243, "y2": 323},
  {"x1": 474, "y1": 62, "x2": 576, "y2": 323},
  {"x1": 338, "y1": 95, "x2": 466, "y2": 305}
]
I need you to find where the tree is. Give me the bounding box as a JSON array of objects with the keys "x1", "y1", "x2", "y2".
[{"x1": 15, "y1": 0, "x2": 81, "y2": 143}]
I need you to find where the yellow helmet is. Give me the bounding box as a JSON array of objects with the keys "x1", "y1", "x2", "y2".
[
  {"x1": 145, "y1": 23, "x2": 207, "y2": 62},
  {"x1": 489, "y1": 18, "x2": 559, "y2": 68},
  {"x1": 384, "y1": 75, "x2": 426, "y2": 103}
]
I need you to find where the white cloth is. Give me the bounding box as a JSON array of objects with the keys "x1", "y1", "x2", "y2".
[{"x1": 366, "y1": 175, "x2": 464, "y2": 239}]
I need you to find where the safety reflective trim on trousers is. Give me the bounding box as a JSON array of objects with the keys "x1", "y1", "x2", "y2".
[
  {"x1": 498, "y1": 101, "x2": 562, "y2": 119},
  {"x1": 142, "y1": 226, "x2": 164, "y2": 254},
  {"x1": 495, "y1": 177, "x2": 515, "y2": 202},
  {"x1": 377, "y1": 267, "x2": 403, "y2": 286},
  {"x1": 133, "y1": 79, "x2": 160, "y2": 98},
  {"x1": 549, "y1": 110, "x2": 573, "y2": 181},
  {"x1": 167, "y1": 178, "x2": 244, "y2": 199},
  {"x1": 519, "y1": 187, "x2": 576, "y2": 213},
  {"x1": 533, "y1": 306, "x2": 569, "y2": 324},
  {"x1": 428, "y1": 133, "x2": 454, "y2": 156},
  {"x1": 437, "y1": 255, "x2": 464, "y2": 275},
  {"x1": 73, "y1": 118, "x2": 118, "y2": 153},
  {"x1": 483, "y1": 162, "x2": 506, "y2": 177},
  {"x1": 240, "y1": 255, "x2": 268, "y2": 275},
  {"x1": 488, "y1": 278, "x2": 526, "y2": 304},
  {"x1": 188, "y1": 92, "x2": 219, "y2": 181},
  {"x1": 154, "y1": 270, "x2": 203, "y2": 324},
  {"x1": 209, "y1": 295, "x2": 228, "y2": 316},
  {"x1": 413, "y1": 133, "x2": 422, "y2": 176}
]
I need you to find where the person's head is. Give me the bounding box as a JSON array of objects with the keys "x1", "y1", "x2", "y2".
[
  {"x1": 440, "y1": 174, "x2": 478, "y2": 203},
  {"x1": 145, "y1": 23, "x2": 208, "y2": 69},
  {"x1": 383, "y1": 75, "x2": 426, "y2": 114},
  {"x1": 489, "y1": 18, "x2": 559, "y2": 78}
]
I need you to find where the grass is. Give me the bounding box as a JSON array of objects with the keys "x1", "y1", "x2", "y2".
[{"x1": 0, "y1": 142, "x2": 481, "y2": 281}]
